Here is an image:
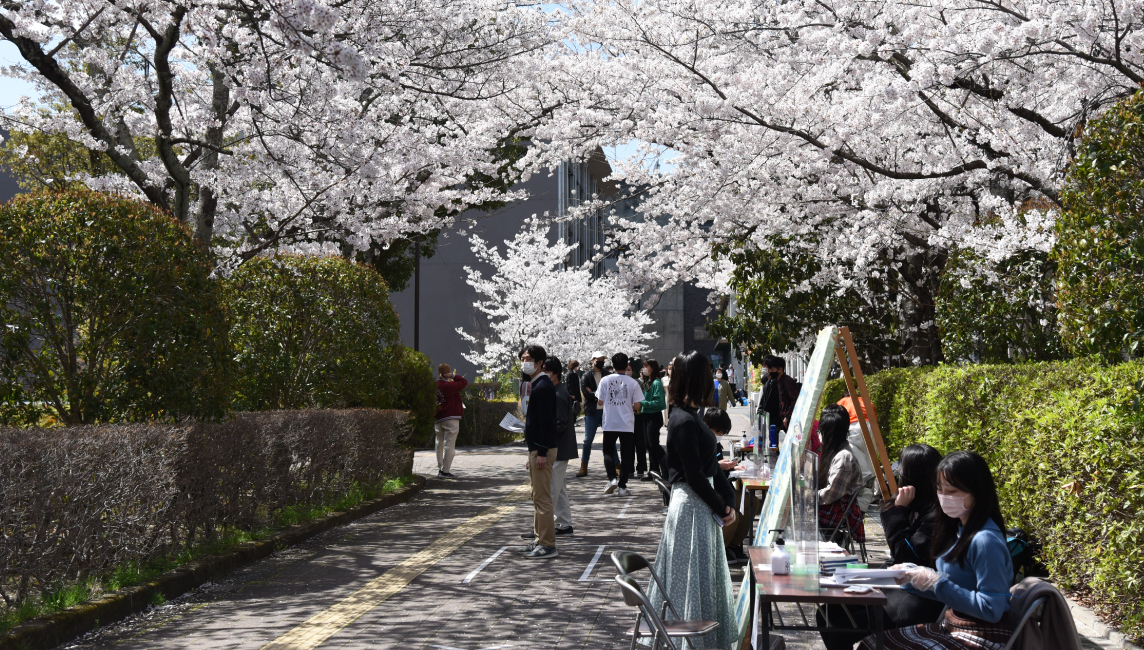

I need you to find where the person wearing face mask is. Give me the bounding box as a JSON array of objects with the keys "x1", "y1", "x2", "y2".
[
  {"x1": 634, "y1": 359, "x2": 667, "y2": 478},
  {"x1": 860, "y1": 451, "x2": 1014, "y2": 650},
  {"x1": 544, "y1": 357, "x2": 577, "y2": 536},
  {"x1": 433, "y1": 364, "x2": 468, "y2": 479},
  {"x1": 761, "y1": 355, "x2": 799, "y2": 432},
  {"x1": 577, "y1": 352, "x2": 614, "y2": 478},
  {"x1": 818, "y1": 443, "x2": 945, "y2": 650},
  {"x1": 518, "y1": 345, "x2": 559, "y2": 559},
  {"x1": 715, "y1": 367, "x2": 730, "y2": 412}
]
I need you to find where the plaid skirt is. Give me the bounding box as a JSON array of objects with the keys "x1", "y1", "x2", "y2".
[
  {"x1": 818, "y1": 496, "x2": 865, "y2": 542},
  {"x1": 859, "y1": 608, "x2": 1014, "y2": 650}
]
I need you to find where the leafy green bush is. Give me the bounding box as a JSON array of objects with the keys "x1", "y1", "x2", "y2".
[
  {"x1": 1056, "y1": 89, "x2": 1144, "y2": 359},
  {"x1": 828, "y1": 361, "x2": 1144, "y2": 640},
  {"x1": 0, "y1": 190, "x2": 231, "y2": 425},
  {"x1": 225, "y1": 256, "x2": 401, "y2": 410},
  {"x1": 381, "y1": 346, "x2": 436, "y2": 447}
]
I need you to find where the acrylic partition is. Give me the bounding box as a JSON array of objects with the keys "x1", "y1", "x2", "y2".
[{"x1": 787, "y1": 446, "x2": 819, "y2": 573}]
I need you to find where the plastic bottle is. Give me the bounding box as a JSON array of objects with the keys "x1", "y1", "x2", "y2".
[
  {"x1": 769, "y1": 424, "x2": 778, "y2": 447},
  {"x1": 770, "y1": 529, "x2": 791, "y2": 575}
]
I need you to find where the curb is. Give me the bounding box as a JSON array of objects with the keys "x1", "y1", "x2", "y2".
[
  {"x1": 0, "y1": 476, "x2": 426, "y2": 650},
  {"x1": 1065, "y1": 593, "x2": 1144, "y2": 650}
]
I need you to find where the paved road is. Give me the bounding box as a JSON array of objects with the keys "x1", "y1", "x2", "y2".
[{"x1": 66, "y1": 440, "x2": 694, "y2": 650}]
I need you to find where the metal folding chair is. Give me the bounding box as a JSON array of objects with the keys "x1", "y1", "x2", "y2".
[
  {"x1": 653, "y1": 476, "x2": 672, "y2": 507},
  {"x1": 613, "y1": 574, "x2": 719, "y2": 650}
]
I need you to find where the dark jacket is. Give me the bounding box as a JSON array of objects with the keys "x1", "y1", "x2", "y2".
[
  {"x1": 764, "y1": 374, "x2": 799, "y2": 429},
  {"x1": 880, "y1": 501, "x2": 937, "y2": 568},
  {"x1": 565, "y1": 370, "x2": 582, "y2": 405},
  {"x1": 665, "y1": 406, "x2": 736, "y2": 517},
  {"x1": 554, "y1": 383, "x2": 578, "y2": 461},
  {"x1": 524, "y1": 374, "x2": 559, "y2": 453},
  {"x1": 581, "y1": 368, "x2": 612, "y2": 414},
  {"x1": 434, "y1": 375, "x2": 468, "y2": 422}
]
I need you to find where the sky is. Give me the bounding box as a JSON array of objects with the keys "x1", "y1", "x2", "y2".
[{"x1": 0, "y1": 41, "x2": 39, "y2": 110}]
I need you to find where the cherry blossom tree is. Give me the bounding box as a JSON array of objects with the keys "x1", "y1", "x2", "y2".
[
  {"x1": 0, "y1": 0, "x2": 557, "y2": 264},
  {"x1": 529, "y1": 0, "x2": 1143, "y2": 363},
  {"x1": 457, "y1": 220, "x2": 655, "y2": 376}
]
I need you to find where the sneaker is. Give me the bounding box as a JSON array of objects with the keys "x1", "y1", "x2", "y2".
[
  {"x1": 520, "y1": 532, "x2": 536, "y2": 540},
  {"x1": 523, "y1": 545, "x2": 558, "y2": 559},
  {"x1": 555, "y1": 526, "x2": 574, "y2": 536},
  {"x1": 640, "y1": 474, "x2": 653, "y2": 481},
  {"x1": 441, "y1": 471, "x2": 456, "y2": 478},
  {"x1": 520, "y1": 541, "x2": 538, "y2": 553},
  {"x1": 603, "y1": 479, "x2": 619, "y2": 495},
  {"x1": 437, "y1": 470, "x2": 448, "y2": 478},
  {"x1": 617, "y1": 487, "x2": 632, "y2": 497}
]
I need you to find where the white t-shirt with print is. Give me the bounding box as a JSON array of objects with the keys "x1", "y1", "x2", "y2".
[{"x1": 596, "y1": 373, "x2": 645, "y2": 433}]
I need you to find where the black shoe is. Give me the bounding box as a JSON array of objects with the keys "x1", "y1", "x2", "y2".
[
  {"x1": 520, "y1": 532, "x2": 536, "y2": 540},
  {"x1": 555, "y1": 526, "x2": 574, "y2": 536},
  {"x1": 439, "y1": 471, "x2": 456, "y2": 478},
  {"x1": 640, "y1": 473, "x2": 653, "y2": 481},
  {"x1": 725, "y1": 546, "x2": 747, "y2": 565},
  {"x1": 635, "y1": 471, "x2": 646, "y2": 480}
]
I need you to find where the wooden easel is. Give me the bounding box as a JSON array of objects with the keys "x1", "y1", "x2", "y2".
[{"x1": 833, "y1": 326, "x2": 898, "y2": 500}]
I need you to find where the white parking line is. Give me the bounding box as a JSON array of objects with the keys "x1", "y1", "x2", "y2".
[
  {"x1": 616, "y1": 496, "x2": 635, "y2": 518},
  {"x1": 462, "y1": 546, "x2": 509, "y2": 584},
  {"x1": 579, "y1": 545, "x2": 607, "y2": 581}
]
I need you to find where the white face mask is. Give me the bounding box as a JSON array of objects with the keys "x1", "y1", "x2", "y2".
[
  {"x1": 938, "y1": 494, "x2": 971, "y2": 519},
  {"x1": 521, "y1": 361, "x2": 536, "y2": 375},
  {"x1": 716, "y1": 372, "x2": 723, "y2": 379}
]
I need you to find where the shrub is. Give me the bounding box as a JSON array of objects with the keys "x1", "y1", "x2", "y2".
[
  {"x1": 825, "y1": 361, "x2": 1144, "y2": 640},
  {"x1": 0, "y1": 409, "x2": 412, "y2": 612},
  {"x1": 1057, "y1": 89, "x2": 1144, "y2": 360},
  {"x1": 0, "y1": 190, "x2": 231, "y2": 425},
  {"x1": 458, "y1": 381, "x2": 520, "y2": 446},
  {"x1": 225, "y1": 256, "x2": 401, "y2": 410},
  {"x1": 381, "y1": 346, "x2": 436, "y2": 447}
]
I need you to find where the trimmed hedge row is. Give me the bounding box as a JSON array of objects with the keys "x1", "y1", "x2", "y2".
[
  {"x1": 821, "y1": 360, "x2": 1144, "y2": 640},
  {"x1": 0, "y1": 409, "x2": 412, "y2": 610}
]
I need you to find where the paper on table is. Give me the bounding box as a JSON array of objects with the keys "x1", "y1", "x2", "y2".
[
  {"x1": 832, "y1": 567, "x2": 909, "y2": 583},
  {"x1": 499, "y1": 412, "x2": 525, "y2": 433}
]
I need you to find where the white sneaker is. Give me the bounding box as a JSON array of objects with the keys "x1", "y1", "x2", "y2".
[
  {"x1": 603, "y1": 478, "x2": 619, "y2": 495},
  {"x1": 617, "y1": 487, "x2": 632, "y2": 497}
]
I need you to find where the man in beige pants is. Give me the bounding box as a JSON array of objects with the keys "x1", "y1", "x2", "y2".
[{"x1": 433, "y1": 364, "x2": 467, "y2": 478}]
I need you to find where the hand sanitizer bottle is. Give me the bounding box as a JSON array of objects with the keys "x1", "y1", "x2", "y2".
[{"x1": 770, "y1": 529, "x2": 790, "y2": 575}]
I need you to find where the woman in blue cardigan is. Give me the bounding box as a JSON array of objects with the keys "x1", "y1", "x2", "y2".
[{"x1": 861, "y1": 451, "x2": 1013, "y2": 650}]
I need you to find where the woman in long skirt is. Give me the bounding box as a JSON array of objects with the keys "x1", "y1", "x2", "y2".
[{"x1": 646, "y1": 350, "x2": 739, "y2": 650}]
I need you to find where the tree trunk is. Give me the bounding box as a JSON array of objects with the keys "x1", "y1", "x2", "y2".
[{"x1": 898, "y1": 247, "x2": 948, "y2": 366}]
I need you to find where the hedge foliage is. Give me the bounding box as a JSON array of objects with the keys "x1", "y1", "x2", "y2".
[
  {"x1": 0, "y1": 409, "x2": 413, "y2": 610},
  {"x1": 0, "y1": 190, "x2": 231, "y2": 425},
  {"x1": 226, "y1": 256, "x2": 401, "y2": 410},
  {"x1": 1057, "y1": 89, "x2": 1144, "y2": 360},
  {"x1": 821, "y1": 361, "x2": 1144, "y2": 639}
]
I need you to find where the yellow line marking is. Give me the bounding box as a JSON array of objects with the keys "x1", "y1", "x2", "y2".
[{"x1": 259, "y1": 482, "x2": 532, "y2": 650}]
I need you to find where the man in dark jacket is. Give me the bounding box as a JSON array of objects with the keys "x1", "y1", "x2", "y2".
[
  {"x1": 565, "y1": 360, "x2": 582, "y2": 421},
  {"x1": 548, "y1": 357, "x2": 578, "y2": 535},
  {"x1": 520, "y1": 345, "x2": 559, "y2": 559},
  {"x1": 577, "y1": 351, "x2": 612, "y2": 478},
  {"x1": 433, "y1": 364, "x2": 468, "y2": 478},
  {"x1": 762, "y1": 355, "x2": 800, "y2": 432}
]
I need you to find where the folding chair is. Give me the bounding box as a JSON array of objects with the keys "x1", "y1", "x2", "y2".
[
  {"x1": 653, "y1": 476, "x2": 673, "y2": 507},
  {"x1": 934, "y1": 594, "x2": 1050, "y2": 650},
  {"x1": 613, "y1": 574, "x2": 719, "y2": 650}
]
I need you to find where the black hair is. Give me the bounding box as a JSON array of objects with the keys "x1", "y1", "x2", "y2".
[
  {"x1": 543, "y1": 356, "x2": 563, "y2": 379},
  {"x1": 667, "y1": 351, "x2": 714, "y2": 408},
  {"x1": 611, "y1": 352, "x2": 629, "y2": 372},
  {"x1": 643, "y1": 358, "x2": 662, "y2": 379},
  {"x1": 702, "y1": 408, "x2": 732, "y2": 435},
  {"x1": 817, "y1": 404, "x2": 851, "y2": 488},
  {"x1": 764, "y1": 355, "x2": 786, "y2": 370},
  {"x1": 520, "y1": 344, "x2": 547, "y2": 364},
  {"x1": 932, "y1": 451, "x2": 1007, "y2": 566},
  {"x1": 898, "y1": 443, "x2": 943, "y2": 517}
]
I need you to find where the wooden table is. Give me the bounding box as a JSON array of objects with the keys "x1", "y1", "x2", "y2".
[
  {"x1": 747, "y1": 546, "x2": 886, "y2": 650},
  {"x1": 738, "y1": 478, "x2": 768, "y2": 545}
]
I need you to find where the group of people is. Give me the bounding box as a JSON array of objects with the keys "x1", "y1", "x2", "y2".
[{"x1": 434, "y1": 349, "x2": 1022, "y2": 650}]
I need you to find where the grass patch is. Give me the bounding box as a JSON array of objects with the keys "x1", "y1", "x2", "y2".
[{"x1": 0, "y1": 475, "x2": 416, "y2": 635}]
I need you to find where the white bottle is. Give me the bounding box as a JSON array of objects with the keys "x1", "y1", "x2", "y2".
[{"x1": 770, "y1": 530, "x2": 791, "y2": 575}]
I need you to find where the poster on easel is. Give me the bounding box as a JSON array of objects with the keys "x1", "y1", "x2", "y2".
[{"x1": 754, "y1": 325, "x2": 839, "y2": 546}]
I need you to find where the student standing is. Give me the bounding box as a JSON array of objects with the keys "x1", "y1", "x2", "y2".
[
  {"x1": 650, "y1": 351, "x2": 738, "y2": 650},
  {"x1": 433, "y1": 364, "x2": 468, "y2": 478},
  {"x1": 565, "y1": 360, "x2": 582, "y2": 421},
  {"x1": 635, "y1": 359, "x2": 668, "y2": 478},
  {"x1": 578, "y1": 351, "x2": 612, "y2": 478},
  {"x1": 546, "y1": 357, "x2": 577, "y2": 536},
  {"x1": 595, "y1": 352, "x2": 644, "y2": 496},
  {"x1": 519, "y1": 345, "x2": 559, "y2": 559}
]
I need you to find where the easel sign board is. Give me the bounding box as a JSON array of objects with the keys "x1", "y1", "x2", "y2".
[{"x1": 755, "y1": 325, "x2": 839, "y2": 546}]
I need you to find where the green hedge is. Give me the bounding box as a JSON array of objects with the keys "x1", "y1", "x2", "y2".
[{"x1": 822, "y1": 361, "x2": 1144, "y2": 640}]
